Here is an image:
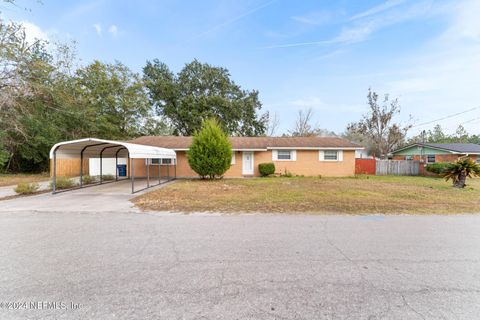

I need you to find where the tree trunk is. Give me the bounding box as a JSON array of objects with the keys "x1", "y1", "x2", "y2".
[{"x1": 454, "y1": 172, "x2": 466, "y2": 188}]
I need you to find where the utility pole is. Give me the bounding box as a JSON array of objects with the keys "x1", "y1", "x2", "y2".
[{"x1": 420, "y1": 130, "x2": 426, "y2": 163}]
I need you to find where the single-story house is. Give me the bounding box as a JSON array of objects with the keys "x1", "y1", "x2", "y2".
[
  {"x1": 391, "y1": 143, "x2": 480, "y2": 163},
  {"x1": 49, "y1": 136, "x2": 362, "y2": 193},
  {"x1": 129, "y1": 136, "x2": 362, "y2": 177}
]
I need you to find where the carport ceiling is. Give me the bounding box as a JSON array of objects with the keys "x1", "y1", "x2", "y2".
[{"x1": 49, "y1": 138, "x2": 176, "y2": 159}]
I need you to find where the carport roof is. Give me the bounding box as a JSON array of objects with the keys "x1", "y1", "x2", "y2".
[{"x1": 49, "y1": 138, "x2": 176, "y2": 159}]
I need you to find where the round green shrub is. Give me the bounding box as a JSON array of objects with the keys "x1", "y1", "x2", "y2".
[
  {"x1": 187, "y1": 118, "x2": 232, "y2": 179},
  {"x1": 258, "y1": 162, "x2": 275, "y2": 177},
  {"x1": 425, "y1": 162, "x2": 450, "y2": 174}
]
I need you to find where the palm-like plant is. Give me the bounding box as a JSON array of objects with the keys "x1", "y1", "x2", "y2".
[{"x1": 442, "y1": 157, "x2": 480, "y2": 188}]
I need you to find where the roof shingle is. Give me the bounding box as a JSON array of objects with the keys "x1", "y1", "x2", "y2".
[{"x1": 129, "y1": 136, "x2": 361, "y2": 150}]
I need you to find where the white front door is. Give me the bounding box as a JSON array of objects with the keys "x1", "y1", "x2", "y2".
[{"x1": 242, "y1": 152, "x2": 254, "y2": 175}]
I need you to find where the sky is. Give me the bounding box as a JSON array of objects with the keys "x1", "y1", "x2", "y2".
[{"x1": 2, "y1": 0, "x2": 480, "y2": 136}]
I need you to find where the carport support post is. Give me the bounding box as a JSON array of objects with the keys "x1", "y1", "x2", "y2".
[
  {"x1": 158, "y1": 160, "x2": 161, "y2": 184},
  {"x1": 131, "y1": 158, "x2": 135, "y2": 194},
  {"x1": 167, "y1": 163, "x2": 170, "y2": 181},
  {"x1": 99, "y1": 151, "x2": 103, "y2": 184},
  {"x1": 80, "y1": 151, "x2": 83, "y2": 188},
  {"x1": 147, "y1": 159, "x2": 150, "y2": 188},
  {"x1": 115, "y1": 153, "x2": 118, "y2": 181},
  {"x1": 127, "y1": 153, "x2": 130, "y2": 178},
  {"x1": 52, "y1": 149, "x2": 57, "y2": 194}
]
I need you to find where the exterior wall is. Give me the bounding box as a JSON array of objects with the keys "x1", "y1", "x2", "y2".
[
  {"x1": 161, "y1": 149, "x2": 356, "y2": 178},
  {"x1": 393, "y1": 154, "x2": 478, "y2": 163},
  {"x1": 393, "y1": 154, "x2": 479, "y2": 177},
  {"x1": 257, "y1": 150, "x2": 356, "y2": 177},
  {"x1": 394, "y1": 146, "x2": 449, "y2": 156},
  {"x1": 128, "y1": 159, "x2": 175, "y2": 178},
  {"x1": 52, "y1": 149, "x2": 357, "y2": 178},
  {"x1": 50, "y1": 158, "x2": 89, "y2": 177}
]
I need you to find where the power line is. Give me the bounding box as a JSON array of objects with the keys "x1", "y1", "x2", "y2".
[
  {"x1": 411, "y1": 106, "x2": 480, "y2": 128},
  {"x1": 459, "y1": 116, "x2": 480, "y2": 125}
]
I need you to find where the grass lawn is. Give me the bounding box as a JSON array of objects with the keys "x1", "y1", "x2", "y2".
[
  {"x1": 0, "y1": 173, "x2": 49, "y2": 187},
  {"x1": 133, "y1": 175, "x2": 480, "y2": 214}
]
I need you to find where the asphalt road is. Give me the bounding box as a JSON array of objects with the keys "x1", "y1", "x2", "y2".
[{"x1": 1, "y1": 212, "x2": 479, "y2": 320}]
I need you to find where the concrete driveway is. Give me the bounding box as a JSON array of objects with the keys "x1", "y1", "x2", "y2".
[
  {"x1": 0, "y1": 211, "x2": 479, "y2": 320},
  {"x1": 0, "y1": 179, "x2": 170, "y2": 213}
]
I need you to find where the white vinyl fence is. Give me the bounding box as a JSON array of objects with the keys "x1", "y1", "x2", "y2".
[{"x1": 376, "y1": 160, "x2": 420, "y2": 176}]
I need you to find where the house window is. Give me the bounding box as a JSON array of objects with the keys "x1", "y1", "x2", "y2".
[
  {"x1": 324, "y1": 150, "x2": 338, "y2": 161},
  {"x1": 147, "y1": 158, "x2": 174, "y2": 165},
  {"x1": 427, "y1": 155, "x2": 436, "y2": 163},
  {"x1": 231, "y1": 153, "x2": 236, "y2": 165},
  {"x1": 476, "y1": 158, "x2": 480, "y2": 164},
  {"x1": 272, "y1": 150, "x2": 296, "y2": 161},
  {"x1": 405, "y1": 155, "x2": 413, "y2": 160},
  {"x1": 148, "y1": 159, "x2": 160, "y2": 165},
  {"x1": 277, "y1": 150, "x2": 292, "y2": 160}
]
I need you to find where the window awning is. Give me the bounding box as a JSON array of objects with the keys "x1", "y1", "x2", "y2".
[{"x1": 49, "y1": 138, "x2": 176, "y2": 159}]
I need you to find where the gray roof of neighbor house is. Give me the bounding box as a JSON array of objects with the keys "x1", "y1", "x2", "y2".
[
  {"x1": 129, "y1": 136, "x2": 362, "y2": 150},
  {"x1": 392, "y1": 143, "x2": 480, "y2": 154}
]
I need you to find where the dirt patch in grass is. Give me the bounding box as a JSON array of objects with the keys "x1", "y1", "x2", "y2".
[
  {"x1": 0, "y1": 173, "x2": 49, "y2": 187},
  {"x1": 132, "y1": 176, "x2": 480, "y2": 214}
]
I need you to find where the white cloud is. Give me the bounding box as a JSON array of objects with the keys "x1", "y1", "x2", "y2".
[
  {"x1": 349, "y1": 0, "x2": 406, "y2": 21},
  {"x1": 93, "y1": 23, "x2": 102, "y2": 36},
  {"x1": 265, "y1": 0, "x2": 433, "y2": 48},
  {"x1": 108, "y1": 24, "x2": 118, "y2": 37},
  {"x1": 291, "y1": 11, "x2": 335, "y2": 26},
  {"x1": 19, "y1": 21, "x2": 49, "y2": 44}
]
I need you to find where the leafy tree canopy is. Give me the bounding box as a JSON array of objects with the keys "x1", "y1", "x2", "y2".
[
  {"x1": 0, "y1": 19, "x2": 169, "y2": 172},
  {"x1": 143, "y1": 59, "x2": 268, "y2": 136},
  {"x1": 346, "y1": 88, "x2": 411, "y2": 158},
  {"x1": 409, "y1": 124, "x2": 480, "y2": 144}
]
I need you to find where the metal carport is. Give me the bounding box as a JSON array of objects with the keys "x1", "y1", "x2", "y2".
[{"x1": 49, "y1": 138, "x2": 176, "y2": 194}]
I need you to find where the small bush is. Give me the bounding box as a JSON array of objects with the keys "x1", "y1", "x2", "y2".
[
  {"x1": 425, "y1": 162, "x2": 450, "y2": 174},
  {"x1": 258, "y1": 163, "x2": 275, "y2": 177},
  {"x1": 51, "y1": 177, "x2": 75, "y2": 190},
  {"x1": 101, "y1": 174, "x2": 114, "y2": 181},
  {"x1": 14, "y1": 182, "x2": 39, "y2": 195},
  {"x1": 82, "y1": 175, "x2": 97, "y2": 184}
]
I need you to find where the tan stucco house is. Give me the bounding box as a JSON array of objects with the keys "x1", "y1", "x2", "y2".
[{"x1": 129, "y1": 136, "x2": 362, "y2": 177}]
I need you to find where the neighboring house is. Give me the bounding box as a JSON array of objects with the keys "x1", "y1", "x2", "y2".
[
  {"x1": 391, "y1": 143, "x2": 480, "y2": 163},
  {"x1": 129, "y1": 136, "x2": 363, "y2": 177}
]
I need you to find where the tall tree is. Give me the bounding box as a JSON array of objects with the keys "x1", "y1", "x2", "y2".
[
  {"x1": 0, "y1": 19, "x2": 170, "y2": 172},
  {"x1": 347, "y1": 88, "x2": 411, "y2": 158},
  {"x1": 289, "y1": 108, "x2": 336, "y2": 137},
  {"x1": 143, "y1": 59, "x2": 268, "y2": 136},
  {"x1": 409, "y1": 124, "x2": 479, "y2": 144},
  {"x1": 74, "y1": 60, "x2": 158, "y2": 139},
  {"x1": 267, "y1": 111, "x2": 280, "y2": 136}
]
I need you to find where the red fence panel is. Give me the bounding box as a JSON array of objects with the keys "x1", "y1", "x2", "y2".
[{"x1": 355, "y1": 158, "x2": 376, "y2": 175}]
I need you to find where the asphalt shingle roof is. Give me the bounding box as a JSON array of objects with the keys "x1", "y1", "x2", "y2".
[
  {"x1": 423, "y1": 143, "x2": 480, "y2": 153},
  {"x1": 129, "y1": 136, "x2": 361, "y2": 150}
]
